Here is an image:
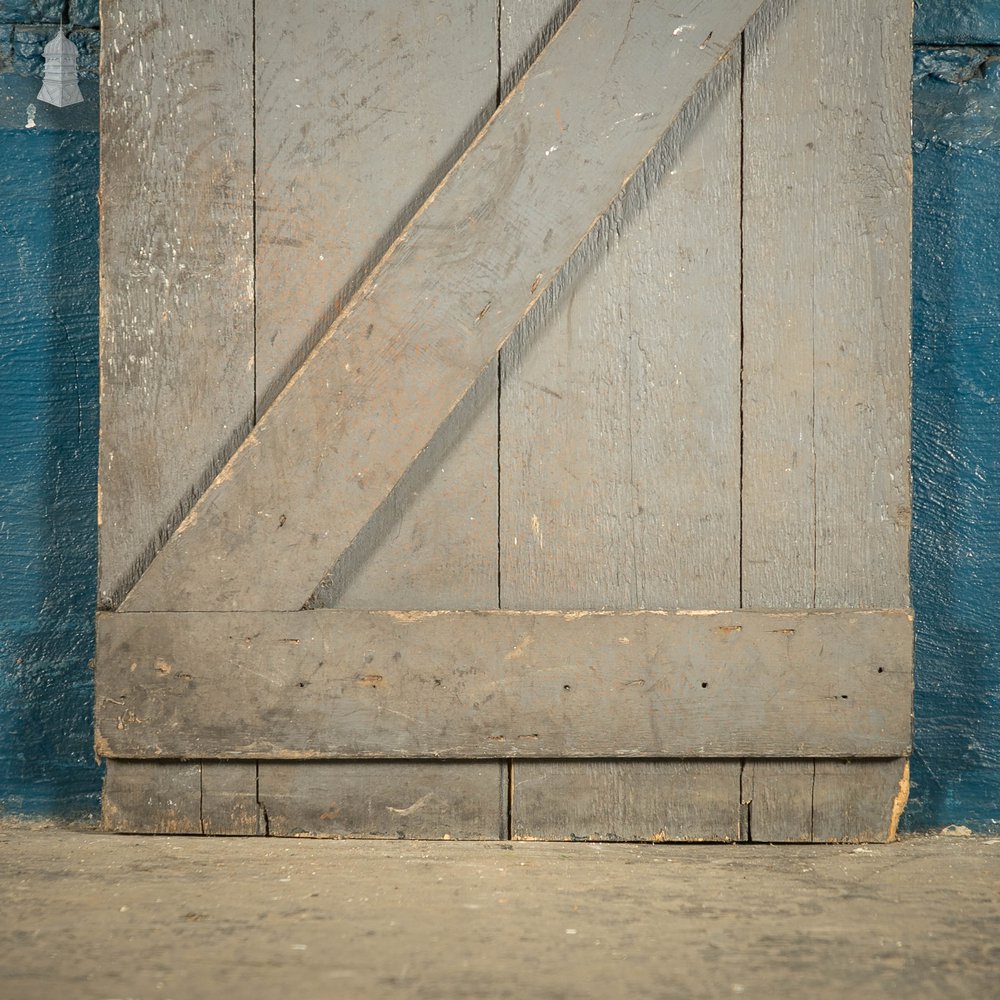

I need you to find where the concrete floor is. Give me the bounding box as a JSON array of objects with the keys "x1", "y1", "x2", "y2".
[{"x1": 0, "y1": 829, "x2": 997, "y2": 1000}]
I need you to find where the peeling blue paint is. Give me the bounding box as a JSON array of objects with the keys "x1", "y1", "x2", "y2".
[
  {"x1": 0, "y1": 96, "x2": 101, "y2": 819},
  {"x1": 915, "y1": 0, "x2": 1000, "y2": 43},
  {"x1": 0, "y1": 1, "x2": 64, "y2": 25},
  {"x1": 11, "y1": 25, "x2": 99, "y2": 80},
  {"x1": 906, "y1": 47, "x2": 1000, "y2": 833}
]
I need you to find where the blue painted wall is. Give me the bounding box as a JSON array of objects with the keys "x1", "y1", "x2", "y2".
[
  {"x1": 906, "y1": 34, "x2": 1000, "y2": 833},
  {"x1": 0, "y1": 5, "x2": 101, "y2": 820},
  {"x1": 0, "y1": 5, "x2": 997, "y2": 830}
]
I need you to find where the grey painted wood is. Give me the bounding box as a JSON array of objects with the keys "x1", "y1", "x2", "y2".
[
  {"x1": 95, "y1": 609, "x2": 912, "y2": 759},
  {"x1": 256, "y1": 4, "x2": 504, "y2": 838},
  {"x1": 742, "y1": 0, "x2": 912, "y2": 611},
  {"x1": 98, "y1": 0, "x2": 254, "y2": 609},
  {"x1": 499, "y1": 0, "x2": 576, "y2": 100},
  {"x1": 120, "y1": 0, "x2": 768, "y2": 613},
  {"x1": 102, "y1": 760, "x2": 202, "y2": 835},
  {"x1": 499, "y1": 47, "x2": 741, "y2": 612},
  {"x1": 741, "y1": 760, "x2": 815, "y2": 843},
  {"x1": 741, "y1": 0, "x2": 913, "y2": 838},
  {"x1": 812, "y1": 759, "x2": 909, "y2": 844},
  {"x1": 741, "y1": 759, "x2": 909, "y2": 844},
  {"x1": 257, "y1": 762, "x2": 507, "y2": 840},
  {"x1": 512, "y1": 760, "x2": 741, "y2": 842},
  {"x1": 254, "y1": 0, "x2": 498, "y2": 412},
  {"x1": 310, "y1": 366, "x2": 500, "y2": 612},
  {"x1": 499, "y1": 1, "x2": 742, "y2": 840},
  {"x1": 201, "y1": 762, "x2": 262, "y2": 836}
]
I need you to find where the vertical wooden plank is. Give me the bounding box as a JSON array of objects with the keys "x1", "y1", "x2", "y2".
[
  {"x1": 99, "y1": 0, "x2": 254, "y2": 831},
  {"x1": 742, "y1": 0, "x2": 911, "y2": 610},
  {"x1": 812, "y1": 759, "x2": 909, "y2": 844},
  {"x1": 201, "y1": 762, "x2": 261, "y2": 836},
  {"x1": 513, "y1": 761, "x2": 741, "y2": 842},
  {"x1": 254, "y1": 3, "x2": 504, "y2": 837},
  {"x1": 742, "y1": 0, "x2": 911, "y2": 840},
  {"x1": 258, "y1": 763, "x2": 507, "y2": 841},
  {"x1": 501, "y1": 2, "x2": 743, "y2": 839},
  {"x1": 98, "y1": 0, "x2": 255, "y2": 608},
  {"x1": 742, "y1": 761, "x2": 814, "y2": 843},
  {"x1": 102, "y1": 760, "x2": 201, "y2": 835}
]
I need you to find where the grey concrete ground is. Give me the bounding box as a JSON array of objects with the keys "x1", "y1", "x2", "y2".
[{"x1": 0, "y1": 829, "x2": 997, "y2": 1000}]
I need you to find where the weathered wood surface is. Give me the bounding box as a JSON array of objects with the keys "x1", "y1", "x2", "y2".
[
  {"x1": 98, "y1": 0, "x2": 254, "y2": 609},
  {"x1": 741, "y1": 759, "x2": 909, "y2": 843},
  {"x1": 741, "y1": 0, "x2": 912, "y2": 611},
  {"x1": 499, "y1": 42, "x2": 741, "y2": 613},
  {"x1": 120, "y1": 0, "x2": 767, "y2": 612},
  {"x1": 812, "y1": 759, "x2": 909, "y2": 843},
  {"x1": 740, "y1": 0, "x2": 912, "y2": 836},
  {"x1": 309, "y1": 368, "x2": 500, "y2": 612},
  {"x1": 498, "y1": 0, "x2": 576, "y2": 100},
  {"x1": 255, "y1": 0, "x2": 498, "y2": 412},
  {"x1": 512, "y1": 760, "x2": 742, "y2": 842},
  {"x1": 257, "y1": 762, "x2": 508, "y2": 840},
  {"x1": 498, "y1": 2, "x2": 743, "y2": 838},
  {"x1": 201, "y1": 762, "x2": 261, "y2": 836},
  {"x1": 102, "y1": 760, "x2": 202, "y2": 835},
  {"x1": 741, "y1": 760, "x2": 815, "y2": 843},
  {"x1": 95, "y1": 609, "x2": 912, "y2": 759},
  {"x1": 262, "y1": 4, "x2": 504, "y2": 837}
]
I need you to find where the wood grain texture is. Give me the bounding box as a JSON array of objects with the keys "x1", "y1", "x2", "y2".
[
  {"x1": 98, "y1": 0, "x2": 254, "y2": 609},
  {"x1": 499, "y1": 0, "x2": 576, "y2": 100},
  {"x1": 201, "y1": 762, "x2": 261, "y2": 836},
  {"x1": 95, "y1": 609, "x2": 912, "y2": 759},
  {"x1": 740, "y1": 0, "x2": 912, "y2": 839},
  {"x1": 741, "y1": 760, "x2": 815, "y2": 843},
  {"x1": 812, "y1": 759, "x2": 908, "y2": 843},
  {"x1": 499, "y1": 48, "x2": 741, "y2": 611},
  {"x1": 257, "y1": 762, "x2": 507, "y2": 840},
  {"x1": 254, "y1": 0, "x2": 498, "y2": 411},
  {"x1": 741, "y1": 0, "x2": 912, "y2": 610},
  {"x1": 512, "y1": 760, "x2": 741, "y2": 842},
  {"x1": 102, "y1": 760, "x2": 202, "y2": 835},
  {"x1": 261, "y1": 4, "x2": 503, "y2": 837},
  {"x1": 741, "y1": 758, "x2": 909, "y2": 843},
  {"x1": 310, "y1": 365, "x2": 499, "y2": 611},
  {"x1": 499, "y1": 0, "x2": 742, "y2": 840},
  {"x1": 120, "y1": 0, "x2": 767, "y2": 612}
]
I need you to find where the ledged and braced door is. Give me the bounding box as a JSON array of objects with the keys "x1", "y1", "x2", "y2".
[{"x1": 97, "y1": 0, "x2": 912, "y2": 841}]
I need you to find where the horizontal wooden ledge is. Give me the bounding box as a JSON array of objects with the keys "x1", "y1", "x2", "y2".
[{"x1": 95, "y1": 609, "x2": 913, "y2": 760}]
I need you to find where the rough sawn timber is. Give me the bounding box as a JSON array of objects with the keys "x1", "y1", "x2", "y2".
[
  {"x1": 120, "y1": 0, "x2": 769, "y2": 613},
  {"x1": 740, "y1": 0, "x2": 912, "y2": 841},
  {"x1": 95, "y1": 609, "x2": 912, "y2": 760},
  {"x1": 98, "y1": 0, "x2": 255, "y2": 610},
  {"x1": 499, "y1": 0, "x2": 743, "y2": 840},
  {"x1": 257, "y1": 1, "x2": 505, "y2": 839},
  {"x1": 98, "y1": 0, "x2": 256, "y2": 833},
  {"x1": 256, "y1": 762, "x2": 508, "y2": 840}
]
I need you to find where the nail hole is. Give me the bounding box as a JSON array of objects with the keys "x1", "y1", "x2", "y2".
[
  {"x1": 877, "y1": 667, "x2": 884, "y2": 673},
  {"x1": 563, "y1": 684, "x2": 571, "y2": 691},
  {"x1": 701, "y1": 682, "x2": 709, "y2": 689}
]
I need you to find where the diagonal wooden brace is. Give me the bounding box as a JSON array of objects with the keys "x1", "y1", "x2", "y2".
[{"x1": 123, "y1": 0, "x2": 768, "y2": 612}]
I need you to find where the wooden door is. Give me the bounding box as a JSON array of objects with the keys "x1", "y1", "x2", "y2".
[{"x1": 96, "y1": 0, "x2": 913, "y2": 841}]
